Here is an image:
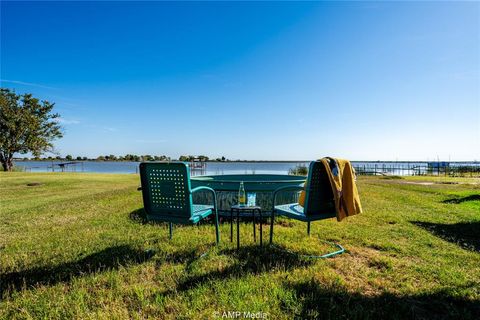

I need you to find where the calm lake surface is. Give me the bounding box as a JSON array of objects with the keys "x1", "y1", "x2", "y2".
[
  {"x1": 14, "y1": 160, "x2": 480, "y2": 176},
  {"x1": 15, "y1": 161, "x2": 310, "y2": 175}
]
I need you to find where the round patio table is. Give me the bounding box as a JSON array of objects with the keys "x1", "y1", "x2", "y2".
[{"x1": 190, "y1": 174, "x2": 306, "y2": 215}]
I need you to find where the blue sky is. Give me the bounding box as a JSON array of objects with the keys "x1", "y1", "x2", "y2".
[{"x1": 1, "y1": 1, "x2": 479, "y2": 161}]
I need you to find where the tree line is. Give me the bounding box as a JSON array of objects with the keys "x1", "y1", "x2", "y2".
[{"x1": 20, "y1": 154, "x2": 229, "y2": 162}]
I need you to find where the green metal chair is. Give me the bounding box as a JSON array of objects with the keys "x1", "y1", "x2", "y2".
[
  {"x1": 139, "y1": 162, "x2": 220, "y2": 244},
  {"x1": 270, "y1": 160, "x2": 344, "y2": 258}
]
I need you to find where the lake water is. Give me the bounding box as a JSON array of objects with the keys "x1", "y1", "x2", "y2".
[
  {"x1": 15, "y1": 161, "x2": 310, "y2": 175},
  {"x1": 14, "y1": 160, "x2": 480, "y2": 176}
]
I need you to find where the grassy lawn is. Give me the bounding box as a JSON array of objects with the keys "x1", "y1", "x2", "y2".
[{"x1": 0, "y1": 173, "x2": 479, "y2": 319}]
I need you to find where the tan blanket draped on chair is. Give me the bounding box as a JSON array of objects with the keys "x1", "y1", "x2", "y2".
[{"x1": 298, "y1": 157, "x2": 362, "y2": 221}]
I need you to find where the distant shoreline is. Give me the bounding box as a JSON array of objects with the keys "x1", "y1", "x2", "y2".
[{"x1": 13, "y1": 159, "x2": 480, "y2": 164}]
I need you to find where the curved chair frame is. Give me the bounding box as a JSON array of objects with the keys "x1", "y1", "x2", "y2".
[
  {"x1": 139, "y1": 162, "x2": 220, "y2": 245},
  {"x1": 269, "y1": 162, "x2": 345, "y2": 258}
]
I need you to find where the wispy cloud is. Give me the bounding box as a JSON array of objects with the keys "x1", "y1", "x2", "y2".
[
  {"x1": 0, "y1": 79, "x2": 58, "y2": 90},
  {"x1": 86, "y1": 124, "x2": 118, "y2": 132},
  {"x1": 57, "y1": 117, "x2": 81, "y2": 125}
]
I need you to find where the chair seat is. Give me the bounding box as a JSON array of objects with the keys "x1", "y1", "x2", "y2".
[
  {"x1": 190, "y1": 204, "x2": 214, "y2": 223},
  {"x1": 274, "y1": 203, "x2": 335, "y2": 222}
]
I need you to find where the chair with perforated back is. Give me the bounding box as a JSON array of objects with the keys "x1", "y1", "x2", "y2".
[
  {"x1": 269, "y1": 160, "x2": 344, "y2": 258},
  {"x1": 139, "y1": 162, "x2": 220, "y2": 244}
]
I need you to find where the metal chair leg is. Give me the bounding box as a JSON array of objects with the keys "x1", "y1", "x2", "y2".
[
  {"x1": 307, "y1": 222, "x2": 311, "y2": 236},
  {"x1": 259, "y1": 209, "x2": 263, "y2": 246},
  {"x1": 230, "y1": 209, "x2": 233, "y2": 242},
  {"x1": 237, "y1": 210, "x2": 240, "y2": 250},
  {"x1": 253, "y1": 209, "x2": 256, "y2": 242},
  {"x1": 169, "y1": 223, "x2": 173, "y2": 239},
  {"x1": 269, "y1": 211, "x2": 275, "y2": 244},
  {"x1": 214, "y1": 207, "x2": 220, "y2": 245}
]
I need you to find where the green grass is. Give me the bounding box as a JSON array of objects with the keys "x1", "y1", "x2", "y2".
[{"x1": 1, "y1": 173, "x2": 479, "y2": 319}]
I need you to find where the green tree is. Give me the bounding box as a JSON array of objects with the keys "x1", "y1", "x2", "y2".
[
  {"x1": 65, "y1": 155, "x2": 73, "y2": 161},
  {"x1": 198, "y1": 155, "x2": 209, "y2": 162},
  {"x1": 124, "y1": 154, "x2": 137, "y2": 161},
  {"x1": 142, "y1": 155, "x2": 154, "y2": 161},
  {"x1": 0, "y1": 88, "x2": 63, "y2": 171}
]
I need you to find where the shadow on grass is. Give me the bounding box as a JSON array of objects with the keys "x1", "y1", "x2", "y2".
[
  {"x1": 442, "y1": 194, "x2": 480, "y2": 204},
  {"x1": 1, "y1": 245, "x2": 153, "y2": 298},
  {"x1": 129, "y1": 208, "x2": 148, "y2": 224},
  {"x1": 412, "y1": 221, "x2": 480, "y2": 252},
  {"x1": 128, "y1": 207, "x2": 265, "y2": 226},
  {"x1": 284, "y1": 280, "x2": 480, "y2": 320},
  {"x1": 163, "y1": 245, "x2": 313, "y2": 293}
]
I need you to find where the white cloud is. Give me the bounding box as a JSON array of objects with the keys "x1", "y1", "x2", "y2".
[
  {"x1": 85, "y1": 124, "x2": 118, "y2": 132},
  {"x1": 0, "y1": 79, "x2": 57, "y2": 90},
  {"x1": 57, "y1": 117, "x2": 80, "y2": 125}
]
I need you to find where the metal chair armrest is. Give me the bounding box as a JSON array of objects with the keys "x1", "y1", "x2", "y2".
[
  {"x1": 272, "y1": 185, "x2": 304, "y2": 211},
  {"x1": 190, "y1": 186, "x2": 218, "y2": 215},
  {"x1": 191, "y1": 186, "x2": 216, "y2": 194}
]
